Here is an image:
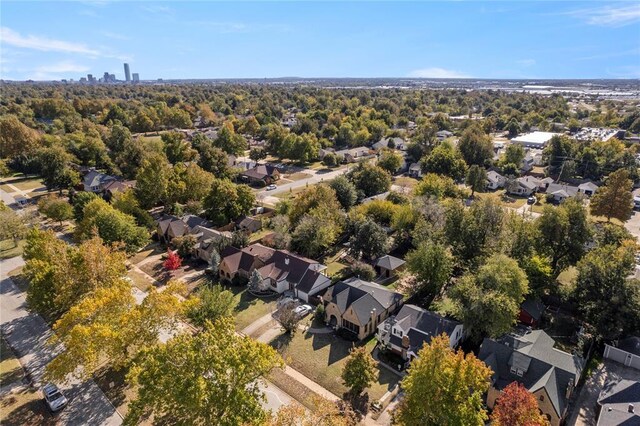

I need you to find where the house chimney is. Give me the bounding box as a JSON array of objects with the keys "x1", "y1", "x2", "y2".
[
  {"x1": 629, "y1": 404, "x2": 635, "y2": 414},
  {"x1": 285, "y1": 257, "x2": 290, "y2": 265},
  {"x1": 566, "y1": 379, "x2": 575, "y2": 399}
]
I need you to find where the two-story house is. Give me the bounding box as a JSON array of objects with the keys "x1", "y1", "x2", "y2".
[{"x1": 376, "y1": 304, "x2": 464, "y2": 362}]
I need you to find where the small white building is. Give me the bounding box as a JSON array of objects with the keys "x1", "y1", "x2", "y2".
[
  {"x1": 604, "y1": 336, "x2": 640, "y2": 371},
  {"x1": 486, "y1": 170, "x2": 506, "y2": 190}
]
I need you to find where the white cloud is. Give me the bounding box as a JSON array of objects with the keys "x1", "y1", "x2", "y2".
[
  {"x1": 517, "y1": 59, "x2": 536, "y2": 67},
  {"x1": 100, "y1": 31, "x2": 130, "y2": 41},
  {"x1": 568, "y1": 4, "x2": 640, "y2": 27},
  {"x1": 408, "y1": 67, "x2": 471, "y2": 79},
  {"x1": 1, "y1": 27, "x2": 101, "y2": 56},
  {"x1": 1, "y1": 27, "x2": 131, "y2": 61}
]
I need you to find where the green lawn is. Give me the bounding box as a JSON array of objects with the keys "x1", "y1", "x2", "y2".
[
  {"x1": 325, "y1": 261, "x2": 348, "y2": 278},
  {"x1": 12, "y1": 178, "x2": 45, "y2": 191},
  {"x1": 0, "y1": 387, "x2": 55, "y2": 426},
  {"x1": 269, "y1": 331, "x2": 399, "y2": 402},
  {"x1": 230, "y1": 286, "x2": 278, "y2": 331},
  {"x1": 0, "y1": 239, "x2": 25, "y2": 260},
  {"x1": 1, "y1": 337, "x2": 22, "y2": 388}
]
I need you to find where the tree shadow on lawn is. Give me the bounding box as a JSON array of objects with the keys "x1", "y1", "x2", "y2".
[
  {"x1": 1, "y1": 389, "x2": 56, "y2": 426},
  {"x1": 304, "y1": 331, "x2": 356, "y2": 367}
]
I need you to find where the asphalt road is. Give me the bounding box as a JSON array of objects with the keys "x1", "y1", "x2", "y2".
[
  {"x1": 257, "y1": 165, "x2": 351, "y2": 205},
  {"x1": 0, "y1": 256, "x2": 122, "y2": 426}
]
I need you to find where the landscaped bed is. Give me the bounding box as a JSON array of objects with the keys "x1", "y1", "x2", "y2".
[{"x1": 269, "y1": 331, "x2": 399, "y2": 402}]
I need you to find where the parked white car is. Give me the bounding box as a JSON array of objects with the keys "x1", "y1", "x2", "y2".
[
  {"x1": 42, "y1": 383, "x2": 68, "y2": 412},
  {"x1": 266, "y1": 184, "x2": 277, "y2": 190},
  {"x1": 293, "y1": 304, "x2": 313, "y2": 318}
]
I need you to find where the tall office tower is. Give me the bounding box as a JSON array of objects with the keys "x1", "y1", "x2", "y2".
[
  {"x1": 87, "y1": 74, "x2": 94, "y2": 83},
  {"x1": 124, "y1": 63, "x2": 131, "y2": 82},
  {"x1": 132, "y1": 73, "x2": 140, "y2": 82},
  {"x1": 103, "y1": 72, "x2": 110, "y2": 82}
]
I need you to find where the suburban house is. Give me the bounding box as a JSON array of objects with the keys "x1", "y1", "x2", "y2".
[
  {"x1": 219, "y1": 244, "x2": 330, "y2": 301},
  {"x1": 546, "y1": 183, "x2": 580, "y2": 203},
  {"x1": 373, "y1": 137, "x2": 406, "y2": 151},
  {"x1": 596, "y1": 379, "x2": 640, "y2": 425},
  {"x1": 335, "y1": 147, "x2": 373, "y2": 163},
  {"x1": 219, "y1": 243, "x2": 276, "y2": 282},
  {"x1": 604, "y1": 336, "x2": 640, "y2": 370},
  {"x1": 376, "y1": 304, "x2": 464, "y2": 362},
  {"x1": 521, "y1": 153, "x2": 535, "y2": 173},
  {"x1": 156, "y1": 215, "x2": 189, "y2": 243},
  {"x1": 578, "y1": 181, "x2": 599, "y2": 196},
  {"x1": 479, "y1": 329, "x2": 583, "y2": 426},
  {"x1": 408, "y1": 163, "x2": 423, "y2": 179},
  {"x1": 322, "y1": 277, "x2": 403, "y2": 340},
  {"x1": 374, "y1": 255, "x2": 406, "y2": 278},
  {"x1": 156, "y1": 214, "x2": 213, "y2": 243},
  {"x1": 102, "y1": 179, "x2": 136, "y2": 201},
  {"x1": 190, "y1": 225, "x2": 232, "y2": 263},
  {"x1": 486, "y1": 170, "x2": 506, "y2": 190},
  {"x1": 83, "y1": 169, "x2": 117, "y2": 192},
  {"x1": 519, "y1": 299, "x2": 546, "y2": 327},
  {"x1": 240, "y1": 164, "x2": 280, "y2": 185},
  {"x1": 508, "y1": 177, "x2": 539, "y2": 196},
  {"x1": 254, "y1": 250, "x2": 330, "y2": 302}
]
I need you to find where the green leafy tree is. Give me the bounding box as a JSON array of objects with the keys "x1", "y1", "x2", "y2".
[
  {"x1": 377, "y1": 149, "x2": 403, "y2": 174},
  {"x1": 214, "y1": 123, "x2": 247, "y2": 155},
  {"x1": 349, "y1": 261, "x2": 376, "y2": 281},
  {"x1": 349, "y1": 218, "x2": 389, "y2": 261},
  {"x1": 421, "y1": 141, "x2": 468, "y2": 181},
  {"x1": 135, "y1": 153, "x2": 171, "y2": 208},
  {"x1": 0, "y1": 114, "x2": 41, "y2": 159},
  {"x1": 405, "y1": 241, "x2": 453, "y2": 300},
  {"x1": 162, "y1": 132, "x2": 196, "y2": 164},
  {"x1": 76, "y1": 198, "x2": 148, "y2": 253},
  {"x1": 187, "y1": 285, "x2": 237, "y2": 327},
  {"x1": 329, "y1": 176, "x2": 358, "y2": 210},
  {"x1": 72, "y1": 191, "x2": 100, "y2": 221},
  {"x1": 172, "y1": 234, "x2": 197, "y2": 259},
  {"x1": 446, "y1": 254, "x2": 529, "y2": 340},
  {"x1": 322, "y1": 152, "x2": 338, "y2": 167},
  {"x1": 394, "y1": 334, "x2": 491, "y2": 426},
  {"x1": 124, "y1": 318, "x2": 284, "y2": 426},
  {"x1": 38, "y1": 196, "x2": 73, "y2": 226},
  {"x1": 590, "y1": 169, "x2": 633, "y2": 222},
  {"x1": 574, "y1": 243, "x2": 640, "y2": 339},
  {"x1": 502, "y1": 144, "x2": 525, "y2": 168},
  {"x1": 535, "y1": 198, "x2": 591, "y2": 275},
  {"x1": 348, "y1": 162, "x2": 392, "y2": 197},
  {"x1": 37, "y1": 145, "x2": 79, "y2": 192},
  {"x1": 203, "y1": 179, "x2": 255, "y2": 226},
  {"x1": 341, "y1": 346, "x2": 377, "y2": 395},
  {"x1": 0, "y1": 209, "x2": 29, "y2": 247},
  {"x1": 414, "y1": 173, "x2": 460, "y2": 199},
  {"x1": 465, "y1": 165, "x2": 487, "y2": 196},
  {"x1": 458, "y1": 124, "x2": 493, "y2": 166}
]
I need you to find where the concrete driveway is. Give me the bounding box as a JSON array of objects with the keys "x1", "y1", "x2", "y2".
[
  {"x1": 567, "y1": 359, "x2": 640, "y2": 426},
  {"x1": 1, "y1": 256, "x2": 122, "y2": 426},
  {"x1": 624, "y1": 210, "x2": 640, "y2": 241}
]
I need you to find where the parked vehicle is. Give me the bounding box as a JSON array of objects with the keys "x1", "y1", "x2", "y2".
[
  {"x1": 527, "y1": 196, "x2": 537, "y2": 205},
  {"x1": 42, "y1": 383, "x2": 68, "y2": 412},
  {"x1": 266, "y1": 184, "x2": 277, "y2": 190},
  {"x1": 294, "y1": 304, "x2": 313, "y2": 318}
]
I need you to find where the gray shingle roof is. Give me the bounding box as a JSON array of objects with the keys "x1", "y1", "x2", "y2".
[
  {"x1": 327, "y1": 278, "x2": 403, "y2": 326},
  {"x1": 375, "y1": 255, "x2": 406, "y2": 271},
  {"x1": 479, "y1": 329, "x2": 584, "y2": 418},
  {"x1": 520, "y1": 299, "x2": 545, "y2": 322}
]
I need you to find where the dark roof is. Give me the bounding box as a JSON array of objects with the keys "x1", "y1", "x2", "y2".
[
  {"x1": 242, "y1": 164, "x2": 278, "y2": 180},
  {"x1": 181, "y1": 215, "x2": 212, "y2": 230},
  {"x1": 597, "y1": 379, "x2": 640, "y2": 426},
  {"x1": 520, "y1": 299, "x2": 545, "y2": 321},
  {"x1": 618, "y1": 337, "x2": 640, "y2": 357},
  {"x1": 296, "y1": 269, "x2": 329, "y2": 294},
  {"x1": 479, "y1": 329, "x2": 583, "y2": 418},
  {"x1": 390, "y1": 305, "x2": 461, "y2": 353},
  {"x1": 325, "y1": 278, "x2": 403, "y2": 325},
  {"x1": 84, "y1": 169, "x2": 117, "y2": 188},
  {"x1": 375, "y1": 255, "x2": 406, "y2": 271}
]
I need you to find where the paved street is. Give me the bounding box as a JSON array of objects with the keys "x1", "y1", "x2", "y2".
[
  {"x1": 1, "y1": 256, "x2": 122, "y2": 426},
  {"x1": 257, "y1": 165, "x2": 351, "y2": 205}
]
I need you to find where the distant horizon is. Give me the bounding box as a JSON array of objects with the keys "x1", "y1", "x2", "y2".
[{"x1": 2, "y1": 1, "x2": 639, "y2": 81}]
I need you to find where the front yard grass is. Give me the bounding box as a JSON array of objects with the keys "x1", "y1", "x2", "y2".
[
  {"x1": 129, "y1": 243, "x2": 164, "y2": 265},
  {"x1": 0, "y1": 387, "x2": 55, "y2": 426},
  {"x1": 229, "y1": 286, "x2": 278, "y2": 331},
  {"x1": 269, "y1": 331, "x2": 399, "y2": 402},
  {"x1": 0, "y1": 240, "x2": 25, "y2": 260},
  {"x1": 12, "y1": 178, "x2": 45, "y2": 192},
  {"x1": 1, "y1": 337, "x2": 22, "y2": 388},
  {"x1": 284, "y1": 172, "x2": 312, "y2": 182},
  {"x1": 127, "y1": 269, "x2": 153, "y2": 292}
]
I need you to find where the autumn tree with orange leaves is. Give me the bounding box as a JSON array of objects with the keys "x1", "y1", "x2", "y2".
[{"x1": 491, "y1": 382, "x2": 550, "y2": 426}]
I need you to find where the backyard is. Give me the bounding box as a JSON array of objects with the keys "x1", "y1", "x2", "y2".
[{"x1": 269, "y1": 331, "x2": 400, "y2": 403}]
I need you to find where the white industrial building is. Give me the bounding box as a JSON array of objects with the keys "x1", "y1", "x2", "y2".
[{"x1": 511, "y1": 131, "x2": 560, "y2": 148}]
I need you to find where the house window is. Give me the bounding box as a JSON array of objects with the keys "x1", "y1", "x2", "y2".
[
  {"x1": 517, "y1": 369, "x2": 524, "y2": 377},
  {"x1": 510, "y1": 366, "x2": 517, "y2": 375},
  {"x1": 539, "y1": 395, "x2": 544, "y2": 402},
  {"x1": 342, "y1": 319, "x2": 360, "y2": 335}
]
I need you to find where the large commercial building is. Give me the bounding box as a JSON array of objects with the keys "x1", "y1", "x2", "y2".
[
  {"x1": 511, "y1": 131, "x2": 560, "y2": 149},
  {"x1": 124, "y1": 63, "x2": 131, "y2": 82},
  {"x1": 132, "y1": 73, "x2": 139, "y2": 82}
]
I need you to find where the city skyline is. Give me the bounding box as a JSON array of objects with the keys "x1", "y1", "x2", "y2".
[{"x1": 1, "y1": 1, "x2": 639, "y2": 81}]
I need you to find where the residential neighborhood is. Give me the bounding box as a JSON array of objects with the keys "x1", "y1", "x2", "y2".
[{"x1": 1, "y1": 7, "x2": 640, "y2": 423}]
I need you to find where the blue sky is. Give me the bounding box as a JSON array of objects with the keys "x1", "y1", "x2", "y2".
[{"x1": 1, "y1": 1, "x2": 639, "y2": 80}]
